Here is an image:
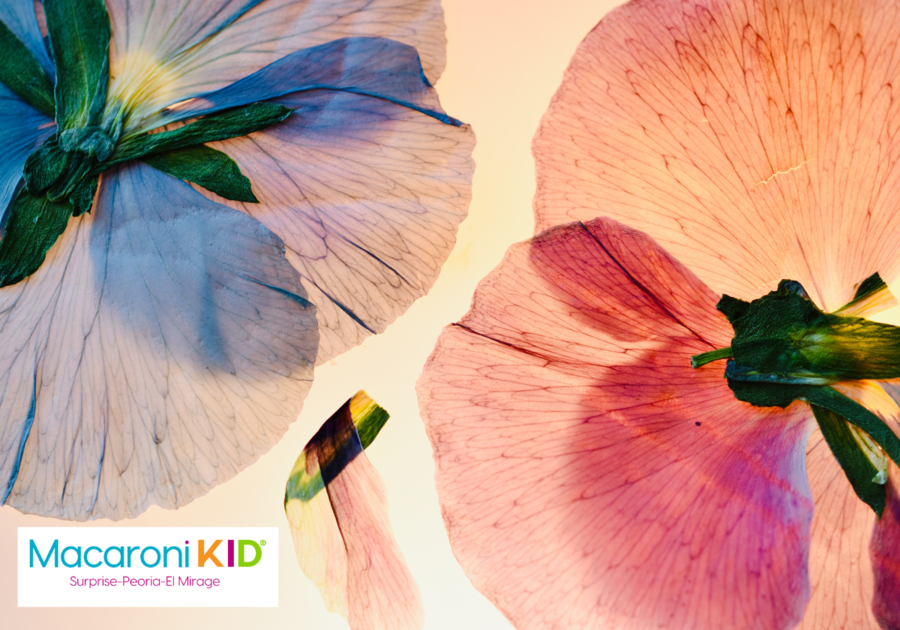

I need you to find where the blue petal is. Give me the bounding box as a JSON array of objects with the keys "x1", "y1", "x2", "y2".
[
  {"x1": 159, "y1": 37, "x2": 460, "y2": 128},
  {"x1": 0, "y1": 162, "x2": 318, "y2": 520},
  {"x1": 0, "y1": 82, "x2": 52, "y2": 231},
  {"x1": 203, "y1": 89, "x2": 474, "y2": 362},
  {"x1": 0, "y1": 0, "x2": 53, "y2": 75}
]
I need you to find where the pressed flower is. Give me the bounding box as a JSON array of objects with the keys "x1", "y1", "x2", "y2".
[
  {"x1": 0, "y1": 0, "x2": 473, "y2": 520},
  {"x1": 418, "y1": 0, "x2": 900, "y2": 627},
  {"x1": 286, "y1": 391, "x2": 423, "y2": 630}
]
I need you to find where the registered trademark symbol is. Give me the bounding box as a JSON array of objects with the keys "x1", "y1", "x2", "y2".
[{"x1": 260, "y1": 540, "x2": 266, "y2": 546}]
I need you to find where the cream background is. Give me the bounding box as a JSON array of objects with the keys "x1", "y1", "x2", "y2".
[{"x1": 0, "y1": 1, "x2": 623, "y2": 627}]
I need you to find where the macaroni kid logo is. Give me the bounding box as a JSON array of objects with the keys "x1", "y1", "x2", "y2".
[{"x1": 18, "y1": 528, "x2": 278, "y2": 607}]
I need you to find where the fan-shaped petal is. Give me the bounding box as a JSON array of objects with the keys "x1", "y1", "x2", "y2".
[
  {"x1": 286, "y1": 394, "x2": 423, "y2": 630},
  {"x1": 417, "y1": 217, "x2": 814, "y2": 630},
  {"x1": 106, "y1": 0, "x2": 447, "y2": 131},
  {"x1": 534, "y1": 0, "x2": 900, "y2": 311},
  {"x1": 0, "y1": 162, "x2": 317, "y2": 520},
  {"x1": 206, "y1": 89, "x2": 474, "y2": 363},
  {"x1": 0, "y1": 0, "x2": 53, "y2": 74}
]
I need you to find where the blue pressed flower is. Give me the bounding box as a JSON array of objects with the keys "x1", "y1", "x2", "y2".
[{"x1": 0, "y1": 0, "x2": 473, "y2": 521}]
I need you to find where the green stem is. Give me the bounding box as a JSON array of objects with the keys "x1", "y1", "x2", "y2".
[{"x1": 691, "y1": 346, "x2": 733, "y2": 368}]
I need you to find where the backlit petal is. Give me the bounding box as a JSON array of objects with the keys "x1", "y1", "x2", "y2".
[
  {"x1": 153, "y1": 37, "x2": 456, "y2": 130},
  {"x1": 799, "y1": 430, "x2": 879, "y2": 630},
  {"x1": 0, "y1": 81, "x2": 51, "y2": 226},
  {"x1": 286, "y1": 393, "x2": 423, "y2": 630},
  {"x1": 106, "y1": 0, "x2": 446, "y2": 131},
  {"x1": 417, "y1": 217, "x2": 814, "y2": 630},
  {"x1": 534, "y1": 0, "x2": 900, "y2": 310},
  {"x1": 0, "y1": 163, "x2": 317, "y2": 520},
  {"x1": 206, "y1": 90, "x2": 474, "y2": 363}
]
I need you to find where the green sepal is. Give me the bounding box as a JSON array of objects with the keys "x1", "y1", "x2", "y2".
[
  {"x1": 110, "y1": 103, "x2": 293, "y2": 165},
  {"x1": 44, "y1": 0, "x2": 111, "y2": 132},
  {"x1": 23, "y1": 137, "x2": 74, "y2": 194},
  {"x1": 0, "y1": 191, "x2": 72, "y2": 287},
  {"x1": 0, "y1": 19, "x2": 55, "y2": 117},
  {"x1": 142, "y1": 145, "x2": 259, "y2": 203},
  {"x1": 811, "y1": 404, "x2": 887, "y2": 516},
  {"x1": 354, "y1": 396, "x2": 390, "y2": 450},
  {"x1": 728, "y1": 279, "x2": 900, "y2": 381},
  {"x1": 716, "y1": 294, "x2": 751, "y2": 323},
  {"x1": 70, "y1": 176, "x2": 98, "y2": 216},
  {"x1": 852, "y1": 272, "x2": 887, "y2": 302}
]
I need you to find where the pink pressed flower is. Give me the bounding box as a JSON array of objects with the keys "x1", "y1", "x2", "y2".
[{"x1": 418, "y1": 0, "x2": 900, "y2": 628}]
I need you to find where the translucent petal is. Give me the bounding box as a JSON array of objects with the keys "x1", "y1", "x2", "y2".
[
  {"x1": 871, "y1": 465, "x2": 900, "y2": 630},
  {"x1": 0, "y1": 162, "x2": 318, "y2": 520},
  {"x1": 0, "y1": 0, "x2": 53, "y2": 74},
  {"x1": 0, "y1": 81, "x2": 52, "y2": 227},
  {"x1": 286, "y1": 394, "x2": 423, "y2": 630},
  {"x1": 799, "y1": 430, "x2": 879, "y2": 630},
  {"x1": 534, "y1": 0, "x2": 900, "y2": 311},
  {"x1": 106, "y1": 0, "x2": 447, "y2": 131},
  {"x1": 206, "y1": 90, "x2": 474, "y2": 363},
  {"x1": 417, "y1": 217, "x2": 814, "y2": 630},
  {"x1": 152, "y1": 37, "x2": 456, "y2": 131}
]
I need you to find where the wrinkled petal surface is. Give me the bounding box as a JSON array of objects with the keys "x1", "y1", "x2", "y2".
[
  {"x1": 107, "y1": 0, "x2": 447, "y2": 130},
  {"x1": 286, "y1": 394, "x2": 423, "y2": 630},
  {"x1": 0, "y1": 163, "x2": 318, "y2": 520},
  {"x1": 0, "y1": 81, "x2": 51, "y2": 225},
  {"x1": 534, "y1": 0, "x2": 900, "y2": 310},
  {"x1": 417, "y1": 217, "x2": 814, "y2": 630},
  {"x1": 207, "y1": 90, "x2": 474, "y2": 362},
  {"x1": 0, "y1": 0, "x2": 53, "y2": 74},
  {"x1": 157, "y1": 37, "x2": 456, "y2": 129}
]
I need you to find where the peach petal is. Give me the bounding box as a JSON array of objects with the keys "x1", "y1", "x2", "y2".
[
  {"x1": 534, "y1": 0, "x2": 900, "y2": 311},
  {"x1": 418, "y1": 217, "x2": 815, "y2": 630},
  {"x1": 799, "y1": 430, "x2": 879, "y2": 630}
]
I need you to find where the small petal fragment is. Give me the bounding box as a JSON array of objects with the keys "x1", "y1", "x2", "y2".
[
  {"x1": 418, "y1": 217, "x2": 815, "y2": 630},
  {"x1": 534, "y1": 0, "x2": 900, "y2": 311},
  {"x1": 0, "y1": 162, "x2": 318, "y2": 519},
  {"x1": 106, "y1": 0, "x2": 447, "y2": 131},
  {"x1": 286, "y1": 392, "x2": 423, "y2": 630},
  {"x1": 208, "y1": 90, "x2": 474, "y2": 362}
]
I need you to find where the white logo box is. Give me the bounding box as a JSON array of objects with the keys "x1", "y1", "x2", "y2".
[{"x1": 18, "y1": 527, "x2": 278, "y2": 607}]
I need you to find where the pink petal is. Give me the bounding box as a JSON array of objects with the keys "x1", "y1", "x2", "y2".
[
  {"x1": 107, "y1": 0, "x2": 447, "y2": 130},
  {"x1": 872, "y1": 465, "x2": 900, "y2": 630},
  {"x1": 799, "y1": 430, "x2": 879, "y2": 630},
  {"x1": 286, "y1": 394, "x2": 423, "y2": 630},
  {"x1": 417, "y1": 217, "x2": 814, "y2": 630},
  {"x1": 534, "y1": 0, "x2": 900, "y2": 310},
  {"x1": 208, "y1": 91, "x2": 474, "y2": 363}
]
